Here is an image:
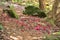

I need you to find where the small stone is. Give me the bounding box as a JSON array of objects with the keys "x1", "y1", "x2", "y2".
[
  {"x1": 10, "y1": 36, "x2": 18, "y2": 40},
  {"x1": 17, "y1": 36, "x2": 23, "y2": 40}
]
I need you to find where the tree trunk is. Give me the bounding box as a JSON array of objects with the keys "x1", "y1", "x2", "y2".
[
  {"x1": 51, "y1": 0, "x2": 59, "y2": 20},
  {"x1": 51, "y1": 0, "x2": 60, "y2": 27},
  {"x1": 39, "y1": 0, "x2": 45, "y2": 11}
]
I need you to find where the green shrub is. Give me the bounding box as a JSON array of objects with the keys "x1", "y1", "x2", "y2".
[
  {"x1": 43, "y1": 35, "x2": 60, "y2": 40},
  {"x1": 23, "y1": 6, "x2": 47, "y2": 18},
  {"x1": 23, "y1": 6, "x2": 39, "y2": 15},
  {"x1": 3, "y1": 5, "x2": 19, "y2": 19},
  {"x1": 37, "y1": 11, "x2": 47, "y2": 18},
  {"x1": 0, "y1": 23, "x2": 3, "y2": 30}
]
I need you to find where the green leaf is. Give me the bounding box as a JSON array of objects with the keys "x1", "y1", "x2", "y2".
[
  {"x1": 7, "y1": 5, "x2": 19, "y2": 19},
  {"x1": 0, "y1": 24, "x2": 3, "y2": 30},
  {"x1": 53, "y1": 32, "x2": 60, "y2": 35}
]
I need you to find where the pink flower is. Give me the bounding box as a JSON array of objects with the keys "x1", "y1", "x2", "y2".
[
  {"x1": 47, "y1": 24, "x2": 51, "y2": 29},
  {"x1": 34, "y1": 27, "x2": 40, "y2": 30},
  {"x1": 16, "y1": 20, "x2": 19, "y2": 23},
  {"x1": 43, "y1": 27, "x2": 46, "y2": 30},
  {"x1": 48, "y1": 31, "x2": 50, "y2": 34},
  {"x1": 3, "y1": 16, "x2": 9, "y2": 21},
  {"x1": 21, "y1": 18, "x2": 28, "y2": 21},
  {"x1": 29, "y1": 20, "x2": 34, "y2": 23},
  {"x1": 43, "y1": 26, "x2": 50, "y2": 31},
  {"x1": 34, "y1": 24, "x2": 41, "y2": 30}
]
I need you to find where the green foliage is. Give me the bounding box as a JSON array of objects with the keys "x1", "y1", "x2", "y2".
[
  {"x1": 37, "y1": 11, "x2": 47, "y2": 18},
  {"x1": 0, "y1": 23, "x2": 3, "y2": 30},
  {"x1": 12, "y1": 0, "x2": 22, "y2": 3},
  {"x1": 53, "y1": 32, "x2": 60, "y2": 35},
  {"x1": 43, "y1": 31, "x2": 60, "y2": 40},
  {"x1": 9, "y1": 5, "x2": 19, "y2": 19},
  {"x1": 46, "y1": 18, "x2": 55, "y2": 26},
  {"x1": 23, "y1": 6, "x2": 47, "y2": 18},
  {"x1": 4, "y1": 5, "x2": 19, "y2": 19},
  {"x1": 23, "y1": 6, "x2": 39, "y2": 15},
  {"x1": 43, "y1": 35, "x2": 60, "y2": 40}
]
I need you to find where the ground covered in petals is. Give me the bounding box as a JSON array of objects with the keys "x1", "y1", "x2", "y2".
[{"x1": 0, "y1": 5, "x2": 59, "y2": 40}]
